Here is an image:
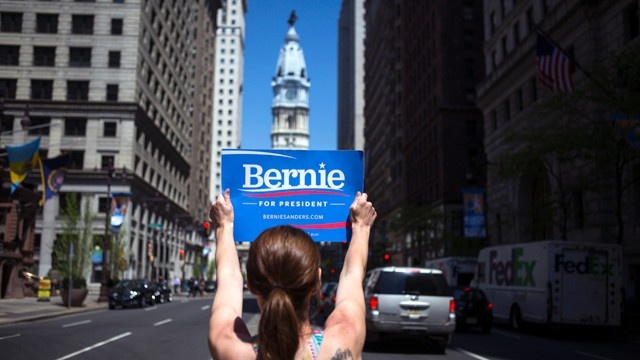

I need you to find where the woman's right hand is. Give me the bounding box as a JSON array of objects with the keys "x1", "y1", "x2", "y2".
[
  {"x1": 349, "y1": 192, "x2": 376, "y2": 228},
  {"x1": 209, "y1": 188, "x2": 234, "y2": 228}
]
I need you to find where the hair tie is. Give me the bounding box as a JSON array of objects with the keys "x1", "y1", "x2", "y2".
[{"x1": 271, "y1": 284, "x2": 286, "y2": 292}]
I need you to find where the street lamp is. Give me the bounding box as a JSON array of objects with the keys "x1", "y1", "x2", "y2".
[{"x1": 98, "y1": 158, "x2": 114, "y2": 302}]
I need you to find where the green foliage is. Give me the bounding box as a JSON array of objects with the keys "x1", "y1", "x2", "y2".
[
  {"x1": 52, "y1": 194, "x2": 95, "y2": 288},
  {"x1": 496, "y1": 43, "x2": 640, "y2": 243},
  {"x1": 206, "y1": 259, "x2": 216, "y2": 280}
]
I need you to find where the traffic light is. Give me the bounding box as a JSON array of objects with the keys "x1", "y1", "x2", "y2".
[
  {"x1": 383, "y1": 252, "x2": 391, "y2": 264},
  {"x1": 203, "y1": 221, "x2": 211, "y2": 236}
]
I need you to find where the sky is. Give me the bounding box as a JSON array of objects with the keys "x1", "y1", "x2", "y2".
[{"x1": 241, "y1": 0, "x2": 342, "y2": 150}]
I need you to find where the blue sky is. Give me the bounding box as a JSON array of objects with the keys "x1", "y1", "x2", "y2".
[{"x1": 241, "y1": 0, "x2": 341, "y2": 150}]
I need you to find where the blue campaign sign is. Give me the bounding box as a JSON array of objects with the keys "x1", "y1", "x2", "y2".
[{"x1": 221, "y1": 149, "x2": 364, "y2": 242}]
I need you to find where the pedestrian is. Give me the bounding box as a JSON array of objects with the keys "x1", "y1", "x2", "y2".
[
  {"x1": 207, "y1": 189, "x2": 376, "y2": 360},
  {"x1": 173, "y1": 276, "x2": 181, "y2": 294}
]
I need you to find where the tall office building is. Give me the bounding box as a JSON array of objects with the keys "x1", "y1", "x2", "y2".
[
  {"x1": 337, "y1": 0, "x2": 365, "y2": 151},
  {"x1": 210, "y1": 0, "x2": 246, "y2": 198},
  {"x1": 363, "y1": 0, "x2": 486, "y2": 265},
  {"x1": 270, "y1": 12, "x2": 310, "y2": 150},
  {"x1": 0, "y1": 0, "x2": 221, "y2": 293},
  {"x1": 476, "y1": 0, "x2": 640, "y2": 314}
]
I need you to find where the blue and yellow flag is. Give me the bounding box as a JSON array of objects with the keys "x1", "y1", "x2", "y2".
[
  {"x1": 6, "y1": 137, "x2": 41, "y2": 193},
  {"x1": 39, "y1": 153, "x2": 71, "y2": 206}
]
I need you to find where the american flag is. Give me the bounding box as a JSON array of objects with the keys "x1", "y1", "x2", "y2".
[{"x1": 536, "y1": 32, "x2": 574, "y2": 92}]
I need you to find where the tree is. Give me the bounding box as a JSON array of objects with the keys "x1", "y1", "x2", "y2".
[
  {"x1": 498, "y1": 43, "x2": 640, "y2": 244},
  {"x1": 52, "y1": 194, "x2": 95, "y2": 289}
]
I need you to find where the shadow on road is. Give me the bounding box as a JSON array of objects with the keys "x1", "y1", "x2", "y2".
[{"x1": 363, "y1": 336, "x2": 445, "y2": 355}]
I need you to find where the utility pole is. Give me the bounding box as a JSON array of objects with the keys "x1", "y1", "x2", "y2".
[{"x1": 98, "y1": 159, "x2": 114, "y2": 302}]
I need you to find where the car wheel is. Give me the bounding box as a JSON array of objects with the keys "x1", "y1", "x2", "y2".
[
  {"x1": 139, "y1": 296, "x2": 147, "y2": 308},
  {"x1": 109, "y1": 303, "x2": 115, "y2": 310},
  {"x1": 510, "y1": 305, "x2": 523, "y2": 331},
  {"x1": 432, "y1": 338, "x2": 448, "y2": 354}
]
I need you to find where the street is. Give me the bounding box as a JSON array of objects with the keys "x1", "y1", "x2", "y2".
[{"x1": 1, "y1": 293, "x2": 638, "y2": 360}]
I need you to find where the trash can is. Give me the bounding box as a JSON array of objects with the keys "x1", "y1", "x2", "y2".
[{"x1": 38, "y1": 279, "x2": 51, "y2": 302}]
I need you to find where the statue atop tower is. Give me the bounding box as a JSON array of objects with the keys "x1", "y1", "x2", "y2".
[{"x1": 270, "y1": 11, "x2": 311, "y2": 149}]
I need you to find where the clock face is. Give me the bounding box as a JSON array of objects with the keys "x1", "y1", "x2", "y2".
[{"x1": 285, "y1": 88, "x2": 297, "y2": 100}]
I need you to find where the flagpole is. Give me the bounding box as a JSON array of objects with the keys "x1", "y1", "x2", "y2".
[{"x1": 535, "y1": 26, "x2": 610, "y2": 94}]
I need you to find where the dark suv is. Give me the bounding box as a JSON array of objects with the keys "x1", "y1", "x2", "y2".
[
  {"x1": 109, "y1": 279, "x2": 155, "y2": 309},
  {"x1": 451, "y1": 286, "x2": 493, "y2": 333},
  {"x1": 364, "y1": 267, "x2": 456, "y2": 352}
]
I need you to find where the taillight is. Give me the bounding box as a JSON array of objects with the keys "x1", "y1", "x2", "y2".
[
  {"x1": 487, "y1": 303, "x2": 493, "y2": 310},
  {"x1": 449, "y1": 299, "x2": 456, "y2": 313},
  {"x1": 332, "y1": 296, "x2": 336, "y2": 302},
  {"x1": 369, "y1": 296, "x2": 379, "y2": 310}
]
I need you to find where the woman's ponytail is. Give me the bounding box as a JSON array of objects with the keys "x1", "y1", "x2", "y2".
[{"x1": 258, "y1": 287, "x2": 299, "y2": 359}]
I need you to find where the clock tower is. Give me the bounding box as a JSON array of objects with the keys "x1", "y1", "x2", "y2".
[{"x1": 271, "y1": 11, "x2": 310, "y2": 149}]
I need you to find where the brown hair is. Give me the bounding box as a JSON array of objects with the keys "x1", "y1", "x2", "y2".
[{"x1": 246, "y1": 225, "x2": 321, "y2": 360}]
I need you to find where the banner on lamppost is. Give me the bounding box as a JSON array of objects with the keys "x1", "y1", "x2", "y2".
[
  {"x1": 110, "y1": 192, "x2": 131, "y2": 233},
  {"x1": 221, "y1": 149, "x2": 364, "y2": 242},
  {"x1": 463, "y1": 188, "x2": 487, "y2": 238}
]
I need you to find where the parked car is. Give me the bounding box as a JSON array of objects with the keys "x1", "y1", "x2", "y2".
[
  {"x1": 322, "y1": 284, "x2": 339, "y2": 319},
  {"x1": 451, "y1": 286, "x2": 493, "y2": 334},
  {"x1": 204, "y1": 280, "x2": 217, "y2": 293},
  {"x1": 363, "y1": 267, "x2": 456, "y2": 353},
  {"x1": 109, "y1": 279, "x2": 155, "y2": 309},
  {"x1": 151, "y1": 281, "x2": 173, "y2": 304},
  {"x1": 319, "y1": 281, "x2": 338, "y2": 316}
]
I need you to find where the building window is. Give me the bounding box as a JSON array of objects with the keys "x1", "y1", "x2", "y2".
[
  {"x1": 513, "y1": 21, "x2": 520, "y2": 45},
  {"x1": 36, "y1": 13, "x2": 58, "y2": 33},
  {"x1": 526, "y1": 7, "x2": 534, "y2": 32},
  {"x1": 623, "y1": 3, "x2": 639, "y2": 42},
  {"x1": 67, "y1": 80, "x2": 89, "y2": 101},
  {"x1": 106, "y1": 84, "x2": 119, "y2": 101},
  {"x1": 103, "y1": 121, "x2": 117, "y2": 137},
  {"x1": 72, "y1": 14, "x2": 94, "y2": 34},
  {"x1": 28, "y1": 117, "x2": 51, "y2": 136},
  {"x1": 33, "y1": 46, "x2": 56, "y2": 66},
  {"x1": 101, "y1": 155, "x2": 115, "y2": 169},
  {"x1": 67, "y1": 150, "x2": 85, "y2": 169},
  {"x1": 108, "y1": 51, "x2": 121, "y2": 68},
  {"x1": 1, "y1": 12, "x2": 22, "y2": 32},
  {"x1": 530, "y1": 77, "x2": 538, "y2": 102},
  {"x1": 98, "y1": 197, "x2": 108, "y2": 214},
  {"x1": 111, "y1": 18, "x2": 123, "y2": 35},
  {"x1": 490, "y1": 110, "x2": 497, "y2": 131},
  {"x1": 0, "y1": 78, "x2": 17, "y2": 99},
  {"x1": 64, "y1": 117, "x2": 87, "y2": 136},
  {"x1": 69, "y1": 47, "x2": 92, "y2": 67},
  {"x1": 516, "y1": 88, "x2": 523, "y2": 112},
  {"x1": 31, "y1": 79, "x2": 53, "y2": 100},
  {"x1": 1, "y1": 112, "x2": 13, "y2": 132},
  {"x1": 503, "y1": 98, "x2": 511, "y2": 121},
  {"x1": 0, "y1": 45, "x2": 19, "y2": 65}
]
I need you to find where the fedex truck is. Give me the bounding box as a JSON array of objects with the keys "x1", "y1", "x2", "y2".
[
  {"x1": 424, "y1": 257, "x2": 477, "y2": 286},
  {"x1": 471, "y1": 241, "x2": 623, "y2": 330}
]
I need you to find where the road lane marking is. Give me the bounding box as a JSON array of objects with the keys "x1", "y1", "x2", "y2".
[
  {"x1": 0, "y1": 333, "x2": 21, "y2": 341},
  {"x1": 201, "y1": 305, "x2": 210, "y2": 310},
  {"x1": 54, "y1": 332, "x2": 132, "y2": 360},
  {"x1": 144, "y1": 306, "x2": 158, "y2": 311},
  {"x1": 153, "y1": 319, "x2": 172, "y2": 326},
  {"x1": 457, "y1": 348, "x2": 493, "y2": 360},
  {"x1": 574, "y1": 351, "x2": 613, "y2": 360},
  {"x1": 62, "y1": 320, "x2": 92, "y2": 328}
]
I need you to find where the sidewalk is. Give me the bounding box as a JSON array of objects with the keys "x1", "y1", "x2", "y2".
[{"x1": 0, "y1": 291, "x2": 107, "y2": 326}]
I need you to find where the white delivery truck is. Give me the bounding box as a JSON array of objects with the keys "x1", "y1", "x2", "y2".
[
  {"x1": 471, "y1": 240, "x2": 623, "y2": 330},
  {"x1": 424, "y1": 257, "x2": 477, "y2": 286}
]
